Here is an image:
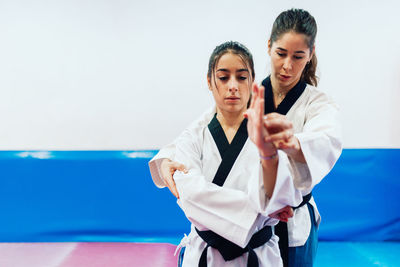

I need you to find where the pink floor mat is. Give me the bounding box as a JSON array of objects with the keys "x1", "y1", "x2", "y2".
[{"x1": 0, "y1": 242, "x2": 179, "y2": 267}]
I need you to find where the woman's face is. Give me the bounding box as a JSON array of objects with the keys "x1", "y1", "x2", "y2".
[
  {"x1": 268, "y1": 31, "x2": 314, "y2": 89},
  {"x1": 208, "y1": 53, "x2": 252, "y2": 115}
]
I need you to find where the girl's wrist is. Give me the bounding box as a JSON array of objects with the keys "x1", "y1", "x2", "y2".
[
  {"x1": 260, "y1": 152, "x2": 278, "y2": 160},
  {"x1": 259, "y1": 144, "x2": 278, "y2": 160},
  {"x1": 259, "y1": 143, "x2": 277, "y2": 159}
]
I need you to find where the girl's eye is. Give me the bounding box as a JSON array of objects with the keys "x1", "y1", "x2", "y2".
[
  {"x1": 238, "y1": 76, "x2": 247, "y2": 80},
  {"x1": 294, "y1": 56, "x2": 303, "y2": 60},
  {"x1": 218, "y1": 77, "x2": 228, "y2": 81},
  {"x1": 277, "y1": 52, "x2": 286, "y2": 57}
]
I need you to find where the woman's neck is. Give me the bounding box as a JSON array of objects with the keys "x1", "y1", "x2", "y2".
[
  {"x1": 270, "y1": 75, "x2": 300, "y2": 108},
  {"x1": 270, "y1": 75, "x2": 294, "y2": 96}
]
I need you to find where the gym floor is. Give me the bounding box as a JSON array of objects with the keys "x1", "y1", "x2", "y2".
[{"x1": 0, "y1": 241, "x2": 398, "y2": 267}]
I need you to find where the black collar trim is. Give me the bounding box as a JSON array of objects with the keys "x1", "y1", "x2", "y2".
[
  {"x1": 207, "y1": 114, "x2": 248, "y2": 186},
  {"x1": 261, "y1": 76, "x2": 306, "y2": 115}
]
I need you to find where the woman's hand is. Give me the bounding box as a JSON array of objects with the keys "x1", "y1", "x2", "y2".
[
  {"x1": 268, "y1": 205, "x2": 294, "y2": 222},
  {"x1": 264, "y1": 113, "x2": 305, "y2": 163},
  {"x1": 160, "y1": 159, "x2": 188, "y2": 198},
  {"x1": 244, "y1": 83, "x2": 277, "y2": 157}
]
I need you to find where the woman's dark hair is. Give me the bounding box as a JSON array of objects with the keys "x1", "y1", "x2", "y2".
[
  {"x1": 207, "y1": 41, "x2": 255, "y2": 87},
  {"x1": 270, "y1": 8, "x2": 318, "y2": 86}
]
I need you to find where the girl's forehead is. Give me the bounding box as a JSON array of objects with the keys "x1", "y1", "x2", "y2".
[{"x1": 216, "y1": 53, "x2": 248, "y2": 69}]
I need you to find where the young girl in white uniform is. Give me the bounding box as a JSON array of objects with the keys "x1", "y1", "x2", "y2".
[
  {"x1": 149, "y1": 9, "x2": 342, "y2": 267},
  {"x1": 163, "y1": 41, "x2": 303, "y2": 266}
]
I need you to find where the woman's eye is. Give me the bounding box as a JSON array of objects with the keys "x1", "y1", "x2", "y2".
[
  {"x1": 218, "y1": 76, "x2": 228, "y2": 81},
  {"x1": 277, "y1": 52, "x2": 285, "y2": 57},
  {"x1": 238, "y1": 76, "x2": 247, "y2": 80},
  {"x1": 294, "y1": 56, "x2": 303, "y2": 60}
]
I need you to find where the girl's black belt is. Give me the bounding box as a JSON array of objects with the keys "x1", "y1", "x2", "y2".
[{"x1": 196, "y1": 225, "x2": 272, "y2": 267}]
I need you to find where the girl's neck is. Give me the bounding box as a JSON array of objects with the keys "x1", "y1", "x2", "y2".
[
  {"x1": 216, "y1": 108, "x2": 245, "y2": 143},
  {"x1": 216, "y1": 108, "x2": 245, "y2": 129}
]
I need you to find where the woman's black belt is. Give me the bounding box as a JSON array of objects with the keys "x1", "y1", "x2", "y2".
[
  {"x1": 196, "y1": 225, "x2": 272, "y2": 267},
  {"x1": 275, "y1": 192, "x2": 312, "y2": 267}
]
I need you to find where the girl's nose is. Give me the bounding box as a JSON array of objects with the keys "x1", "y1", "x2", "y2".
[{"x1": 228, "y1": 79, "x2": 239, "y2": 92}]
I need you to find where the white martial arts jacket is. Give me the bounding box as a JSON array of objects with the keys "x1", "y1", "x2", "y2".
[
  {"x1": 148, "y1": 83, "x2": 342, "y2": 248},
  {"x1": 171, "y1": 114, "x2": 303, "y2": 266}
]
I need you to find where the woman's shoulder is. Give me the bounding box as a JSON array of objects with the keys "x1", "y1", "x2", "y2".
[
  {"x1": 304, "y1": 83, "x2": 324, "y2": 97},
  {"x1": 301, "y1": 84, "x2": 340, "y2": 115},
  {"x1": 303, "y1": 84, "x2": 336, "y2": 105}
]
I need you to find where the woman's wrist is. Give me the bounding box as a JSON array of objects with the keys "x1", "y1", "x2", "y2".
[{"x1": 286, "y1": 138, "x2": 306, "y2": 163}]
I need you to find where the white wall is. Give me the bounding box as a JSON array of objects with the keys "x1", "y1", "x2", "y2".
[{"x1": 0, "y1": 0, "x2": 399, "y2": 150}]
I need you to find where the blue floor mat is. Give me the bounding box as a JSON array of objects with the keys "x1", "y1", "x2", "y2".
[
  {"x1": 315, "y1": 242, "x2": 400, "y2": 267},
  {"x1": 166, "y1": 239, "x2": 400, "y2": 266}
]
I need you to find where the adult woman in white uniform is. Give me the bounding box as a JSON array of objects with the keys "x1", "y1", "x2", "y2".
[
  {"x1": 164, "y1": 41, "x2": 303, "y2": 266},
  {"x1": 258, "y1": 9, "x2": 342, "y2": 266},
  {"x1": 150, "y1": 9, "x2": 342, "y2": 267}
]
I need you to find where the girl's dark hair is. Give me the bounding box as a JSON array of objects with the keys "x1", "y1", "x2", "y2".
[
  {"x1": 270, "y1": 8, "x2": 318, "y2": 86},
  {"x1": 207, "y1": 41, "x2": 255, "y2": 84}
]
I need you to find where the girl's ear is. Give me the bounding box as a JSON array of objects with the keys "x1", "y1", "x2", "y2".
[
  {"x1": 267, "y1": 39, "x2": 272, "y2": 56},
  {"x1": 207, "y1": 75, "x2": 212, "y2": 91}
]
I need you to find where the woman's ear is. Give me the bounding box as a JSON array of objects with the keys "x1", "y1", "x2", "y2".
[
  {"x1": 309, "y1": 45, "x2": 315, "y2": 61},
  {"x1": 207, "y1": 75, "x2": 212, "y2": 91}
]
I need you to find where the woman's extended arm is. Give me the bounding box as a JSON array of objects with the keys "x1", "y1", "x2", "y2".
[{"x1": 263, "y1": 90, "x2": 342, "y2": 192}]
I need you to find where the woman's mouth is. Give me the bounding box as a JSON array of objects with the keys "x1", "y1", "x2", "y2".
[{"x1": 279, "y1": 74, "x2": 291, "y2": 81}]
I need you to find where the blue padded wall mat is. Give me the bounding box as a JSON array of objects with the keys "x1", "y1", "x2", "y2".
[
  {"x1": 0, "y1": 149, "x2": 399, "y2": 242},
  {"x1": 0, "y1": 151, "x2": 189, "y2": 242},
  {"x1": 314, "y1": 149, "x2": 400, "y2": 241}
]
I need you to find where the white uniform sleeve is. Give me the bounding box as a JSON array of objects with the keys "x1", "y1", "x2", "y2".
[
  {"x1": 148, "y1": 107, "x2": 215, "y2": 188},
  {"x1": 148, "y1": 143, "x2": 176, "y2": 188},
  {"x1": 293, "y1": 91, "x2": 343, "y2": 193}
]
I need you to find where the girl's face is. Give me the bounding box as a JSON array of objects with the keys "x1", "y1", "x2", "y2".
[
  {"x1": 268, "y1": 31, "x2": 314, "y2": 89},
  {"x1": 208, "y1": 53, "x2": 252, "y2": 115}
]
